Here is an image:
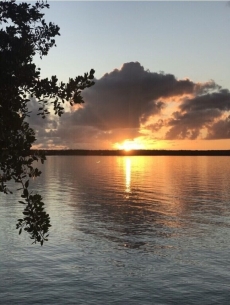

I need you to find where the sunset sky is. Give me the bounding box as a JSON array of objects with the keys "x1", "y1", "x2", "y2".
[{"x1": 31, "y1": 1, "x2": 230, "y2": 150}]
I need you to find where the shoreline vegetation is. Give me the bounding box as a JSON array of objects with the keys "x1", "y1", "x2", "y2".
[{"x1": 31, "y1": 149, "x2": 230, "y2": 156}]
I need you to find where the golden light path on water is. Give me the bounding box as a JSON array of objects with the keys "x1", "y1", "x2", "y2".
[{"x1": 125, "y1": 158, "x2": 131, "y2": 195}]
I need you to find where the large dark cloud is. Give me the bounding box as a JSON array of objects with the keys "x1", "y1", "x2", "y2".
[
  {"x1": 27, "y1": 62, "x2": 230, "y2": 148},
  {"x1": 70, "y1": 62, "x2": 197, "y2": 130}
]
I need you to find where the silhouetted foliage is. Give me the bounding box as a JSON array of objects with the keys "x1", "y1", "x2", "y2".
[{"x1": 0, "y1": 0, "x2": 95, "y2": 245}]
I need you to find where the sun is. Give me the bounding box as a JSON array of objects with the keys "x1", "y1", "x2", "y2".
[{"x1": 115, "y1": 140, "x2": 145, "y2": 151}]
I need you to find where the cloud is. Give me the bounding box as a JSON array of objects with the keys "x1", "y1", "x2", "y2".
[
  {"x1": 44, "y1": 126, "x2": 139, "y2": 149},
  {"x1": 69, "y1": 62, "x2": 197, "y2": 130},
  {"x1": 146, "y1": 119, "x2": 165, "y2": 133},
  {"x1": 165, "y1": 109, "x2": 222, "y2": 140},
  {"x1": 206, "y1": 116, "x2": 230, "y2": 139},
  {"x1": 165, "y1": 89, "x2": 230, "y2": 140},
  {"x1": 25, "y1": 98, "x2": 58, "y2": 147},
  {"x1": 28, "y1": 62, "x2": 230, "y2": 148},
  {"x1": 180, "y1": 89, "x2": 230, "y2": 113}
]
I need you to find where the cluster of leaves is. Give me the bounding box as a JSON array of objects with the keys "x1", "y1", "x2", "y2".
[
  {"x1": 0, "y1": 0, "x2": 95, "y2": 245},
  {"x1": 17, "y1": 189, "x2": 51, "y2": 246}
]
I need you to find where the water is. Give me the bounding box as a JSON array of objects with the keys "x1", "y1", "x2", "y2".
[{"x1": 1, "y1": 156, "x2": 230, "y2": 304}]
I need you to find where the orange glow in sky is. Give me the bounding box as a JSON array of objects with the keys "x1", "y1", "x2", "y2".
[{"x1": 114, "y1": 140, "x2": 145, "y2": 151}]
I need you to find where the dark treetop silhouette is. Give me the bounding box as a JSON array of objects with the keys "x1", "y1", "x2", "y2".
[{"x1": 0, "y1": 0, "x2": 95, "y2": 245}]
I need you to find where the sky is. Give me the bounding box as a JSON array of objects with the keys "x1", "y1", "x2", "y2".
[{"x1": 30, "y1": 1, "x2": 230, "y2": 150}]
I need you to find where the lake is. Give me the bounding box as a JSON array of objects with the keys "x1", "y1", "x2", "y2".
[{"x1": 1, "y1": 156, "x2": 230, "y2": 304}]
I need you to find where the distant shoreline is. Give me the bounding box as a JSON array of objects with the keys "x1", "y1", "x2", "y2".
[{"x1": 31, "y1": 149, "x2": 230, "y2": 156}]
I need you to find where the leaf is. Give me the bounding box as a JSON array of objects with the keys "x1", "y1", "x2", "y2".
[
  {"x1": 23, "y1": 188, "x2": 28, "y2": 197},
  {"x1": 25, "y1": 180, "x2": 29, "y2": 188}
]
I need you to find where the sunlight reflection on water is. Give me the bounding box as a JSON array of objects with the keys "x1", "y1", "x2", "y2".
[
  {"x1": 1, "y1": 156, "x2": 230, "y2": 304},
  {"x1": 125, "y1": 158, "x2": 131, "y2": 196}
]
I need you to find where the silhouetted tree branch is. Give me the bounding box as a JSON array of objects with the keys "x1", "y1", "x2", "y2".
[{"x1": 0, "y1": 0, "x2": 95, "y2": 245}]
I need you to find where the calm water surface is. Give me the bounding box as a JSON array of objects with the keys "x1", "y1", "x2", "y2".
[{"x1": 1, "y1": 156, "x2": 230, "y2": 304}]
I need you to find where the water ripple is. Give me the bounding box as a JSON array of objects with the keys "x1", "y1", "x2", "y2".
[{"x1": 1, "y1": 156, "x2": 230, "y2": 304}]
